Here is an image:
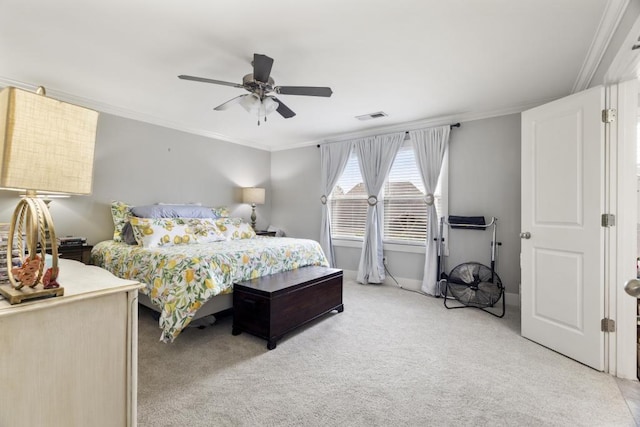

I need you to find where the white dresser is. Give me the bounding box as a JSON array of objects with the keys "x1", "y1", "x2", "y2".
[{"x1": 0, "y1": 259, "x2": 142, "y2": 427}]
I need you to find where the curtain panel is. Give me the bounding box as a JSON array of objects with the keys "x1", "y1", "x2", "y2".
[
  {"x1": 409, "y1": 126, "x2": 450, "y2": 295},
  {"x1": 355, "y1": 132, "x2": 405, "y2": 284},
  {"x1": 319, "y1": 142, "x2": 353, "y2": 267}
]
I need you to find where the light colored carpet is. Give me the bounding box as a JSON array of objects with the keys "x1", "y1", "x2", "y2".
[{"x1": 137, "y1": 280, "x2": 636, "y2": 426}]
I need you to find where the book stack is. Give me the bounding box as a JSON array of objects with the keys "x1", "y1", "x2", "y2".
[
  {"x1": 58, "y1": 236, "x2": 87, "y2": 247},
  {"x1": 0, "y1": 223, "x2": 25, "y2": 285}
]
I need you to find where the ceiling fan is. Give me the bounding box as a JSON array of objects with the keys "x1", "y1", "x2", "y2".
[{"x1": 179, "y1": 53, "x2": 333, "y2": 125}]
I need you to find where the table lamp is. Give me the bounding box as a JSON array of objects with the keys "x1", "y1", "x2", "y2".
[
  {"x1": 0, "y1": 86, "x2": 98, "y2": 304},
  {"x1": 242, "y1": 187, "x2": 265, "y2": 230}
]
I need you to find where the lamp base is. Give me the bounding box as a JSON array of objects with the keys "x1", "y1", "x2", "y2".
[
  {"x1": 250, "y1": 203, "x2": 257, "y2": 230},
  {"x1": 7, "y1": 193, "x2": 60, "y2": 291},
  {"x1": 0, "y1": 283, "x2": 64, "y2": 305}
]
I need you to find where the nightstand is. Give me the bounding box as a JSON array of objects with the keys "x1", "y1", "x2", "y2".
[
  {"x1": 0, "y1": 259, "x2": 142, "y2": 427},
  {"x1": 255, "y1": 230, "x2": 277, "y2": 237},
  {"x1": 58, "y1": 245, "x2": 93, "y2": 264}
]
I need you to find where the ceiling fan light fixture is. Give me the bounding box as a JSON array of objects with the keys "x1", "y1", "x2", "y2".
[
  {"x1": 239, "y1": 93, "x2": 261, "y2": 114},
  {"x1": 262, "y1": 96, "x2": 279, "y2": 115}
]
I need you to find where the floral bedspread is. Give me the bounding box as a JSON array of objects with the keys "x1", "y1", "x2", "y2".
[{"x1": 91, "y1": 237, "x2": 329, "y2": 342}]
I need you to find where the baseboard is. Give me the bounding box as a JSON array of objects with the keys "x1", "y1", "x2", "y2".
[
  {"x1": 504, "y1": 292, "x2": 520, "y2": 307},
  {"x1": 342, "y1": 269, "x2": 520, "y2": 307}
]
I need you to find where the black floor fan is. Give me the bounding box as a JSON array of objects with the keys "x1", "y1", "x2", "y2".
[{"x1": 437, "y1": 216, "x2": 505, "y2": 318}]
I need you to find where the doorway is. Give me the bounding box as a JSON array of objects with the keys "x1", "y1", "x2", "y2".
[
  {"x1": 636, "y1": 120, "x2": 640, "y2": 379},
  {"x1": 520, "y1": 79, "x2": 639, "y2": 378}
]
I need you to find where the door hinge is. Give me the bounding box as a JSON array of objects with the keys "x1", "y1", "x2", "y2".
[
  {"x1": 601, "y1": 318, "x2": 616, "y2": 332},
  {"x1": 602, "y1": 108, "x2": 617, "y2": 123},
  {"x1": 601, "y1": 213, "x2": 616, "y2": 227}
]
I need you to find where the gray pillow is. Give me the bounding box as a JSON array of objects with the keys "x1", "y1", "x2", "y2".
[
  {"x1": 122, "y1": 222, "x2": 137, "y2": 245},
  {"x1": 130, "y1": 204, "x2": 219, "y2": 219}
]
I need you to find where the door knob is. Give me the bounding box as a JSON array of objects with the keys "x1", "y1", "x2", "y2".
[
  {"x1": 624, "y1": 279, "x2": 640, "y2": 298},
  {"x1": 520, "y1": 232, "x2": 531, "y2": 239}
]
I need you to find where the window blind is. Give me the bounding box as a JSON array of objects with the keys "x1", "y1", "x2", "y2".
[
  {"x1": 383, "y1": 144, "x2": 427, "y2": 242},
  {"x1": 329, "y1": 141, "x2": 442, "y2": 244},
  {"x1": 329, "y1": 151, "x2": 367, "y2": 238}
]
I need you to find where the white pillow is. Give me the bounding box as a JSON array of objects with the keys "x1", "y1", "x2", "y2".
[
  {"x1": 130, "y1": 217, "x2": 225, "y2": 248},
  {"x1": 214, "y1": 217, "x2": 256, "y2": 240}
]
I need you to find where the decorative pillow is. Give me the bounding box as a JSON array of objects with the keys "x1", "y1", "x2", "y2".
[
  {"x1": 129, "y1": 217, "x2": 225, "y2": 248},
  {"x1": 214, "y1": 217, "x2": 256, "y2": 240},
  {"x1": 156, "y1": 202, "x2": 202, "y2": 206},
  {"x1": 122, "y1": 222, "x2": 137, "y2": 245},
  {"x1": 131, "y1": 204, "x2": 220, "y2": 219},
  {"x1": 211, "y1": 206, "x2": 229, "y2": 218},
  {"x1": 111, "y1": 201, "x2": 132, "y2": 242}
]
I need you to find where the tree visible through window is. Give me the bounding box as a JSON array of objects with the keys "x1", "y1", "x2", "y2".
[{"x1": 328, "y1": 141, "x2": 443, "y2": 243}]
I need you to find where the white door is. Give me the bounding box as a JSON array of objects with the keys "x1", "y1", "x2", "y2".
[{"x1": 521, "y1": 86, "x2": 605, "y2": 370}]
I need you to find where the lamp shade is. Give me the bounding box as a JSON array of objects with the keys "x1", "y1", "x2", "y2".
[
  {"x1": 0, "y1": 86, "x2": 98, "y2": 195},
  {"x1": 242, "y1": 187, "x2": 265, "y2": 205},
  {"x1": 262, "y1": 96, "x2": 279, "y2": 115},
  {"x1": 239, "y1": 94, "x2": 261, "y2": 114}
]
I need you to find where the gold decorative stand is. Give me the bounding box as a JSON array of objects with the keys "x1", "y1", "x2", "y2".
[
  {"x1": 0, "y1": 283, "x2": 64, "y2": 304},
  {"x1": 0, "y1": 192, "x2": 63, "y2": 304}
]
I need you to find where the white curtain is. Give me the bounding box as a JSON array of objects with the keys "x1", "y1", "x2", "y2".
[
  {"x1": 355, "y1": 132, "x2": 405, "y2": 283},
  {"x1": 319, "y1": 142, "x2": 353, "y2": 267},
  {"x1": 409, "y1": 126, "x2": 450, "y2": 295}
]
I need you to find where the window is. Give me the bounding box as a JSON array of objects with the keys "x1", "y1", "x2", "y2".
[
  {"x1": 329, "y1": 151, "x2": 367, "y2": 238},
  {"x1": 328, "y1": 140, "x2": 446, "y2": 244},
  {"x1": 383, "y1": 144, "x2": 428, "y2": 243}
]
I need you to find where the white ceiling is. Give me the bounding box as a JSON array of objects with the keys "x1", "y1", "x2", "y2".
[{"x1": 0, "y1": 0, "x2": 628, "y2": 151}]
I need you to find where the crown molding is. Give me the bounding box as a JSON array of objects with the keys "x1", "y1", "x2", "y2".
[
  {"x1": 0, "y1": 76, "x2": 553, "y2": 153},
  {"x1": 281, "y1": 98, "x2": 554, "y2": 151},
  {"x1": 605, "y1": 4, "x2": 640, "y2": 83},
  {"x1": 572, "y1": 0, "x2": 630, "y2": 93},
  {"x1": 0, "y1": 76, "x2": 272, "y2": 152}
]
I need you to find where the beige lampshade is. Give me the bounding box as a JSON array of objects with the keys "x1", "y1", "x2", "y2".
[
  {"x1": 0, "y1": 86, "x2": 98, "y2": 195},
  {"x1": 242, "y1": 187, "x2": 265, "y2": 205}
]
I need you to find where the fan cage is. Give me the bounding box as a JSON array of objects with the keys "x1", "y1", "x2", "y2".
[{"x1": 444, "y1": 262, "x2": 503, "y2": 308}]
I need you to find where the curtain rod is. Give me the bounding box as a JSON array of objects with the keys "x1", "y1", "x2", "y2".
[
  {"x1": 403, "y1": 122, "x2": 461, "y2": 137},
  {"x1": 317, "y1": 122, "x2": 461, "y2": 148}
]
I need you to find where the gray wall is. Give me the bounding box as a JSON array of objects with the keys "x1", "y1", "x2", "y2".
[
  {"x1": 0, "y1": 113, "x2": 272, "y2": 245},
  {"x1": 0, "y1": 110, "x2": 522, "y2": 295},
  {"x1": 270, "y1": 113, "x2": 522, "y2": 295},
  {"x1": 447, "y1": 114, "x2": 521, "y2": 295},
  {"x1": 270, "y1": 145, "x2": 322, "y2": 240},
  {"x1": 0, "y1": 107, "x2": 522, "y2": 295}
]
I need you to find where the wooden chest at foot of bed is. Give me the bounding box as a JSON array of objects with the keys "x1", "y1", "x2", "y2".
[{"x1": 232, "y1": 266, "x2": 343, "y2": 350}]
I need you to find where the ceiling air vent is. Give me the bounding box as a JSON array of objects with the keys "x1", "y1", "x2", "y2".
[{"x1": 355, "y1": 111, "x2": 388, "y2": 121}]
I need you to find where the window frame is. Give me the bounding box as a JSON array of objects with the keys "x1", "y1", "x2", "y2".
[{"x1": 328, "y1": 139, "x2": 449, "y2": 249}]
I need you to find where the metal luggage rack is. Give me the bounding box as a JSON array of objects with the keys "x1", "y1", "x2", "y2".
[{"x1": 436, "y1": 215, "x2": 505, "y2": 318}]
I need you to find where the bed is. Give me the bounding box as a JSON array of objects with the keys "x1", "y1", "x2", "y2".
[{"x1": 92, "y1": 202, "x2": 328, "y2": 342}]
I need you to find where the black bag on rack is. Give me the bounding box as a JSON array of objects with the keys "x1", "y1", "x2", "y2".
[{"x1": 448, "y1": 215, "x2": 486, "y2": 229}]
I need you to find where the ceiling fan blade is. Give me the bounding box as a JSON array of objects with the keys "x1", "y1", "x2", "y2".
[
  {"x1": 275, "y1": 86, "x2": 333, "y2": 97},
  {"x1": 213, "y1": 95, "x2": 247, "y2": 111},
  {"x1": 178, "y1": 75, "x2": 243, "y2": 88},
  {"x1": 252, "y1": 54, "x2": 274, "y2": 83},
  {"x1": 272, "y1": 97, "x2": 296, "y2": 118}
]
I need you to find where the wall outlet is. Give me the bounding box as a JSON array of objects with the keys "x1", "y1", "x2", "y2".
[{"x1": 383, "y1": 256, "x2": 388, "y2": 265}]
